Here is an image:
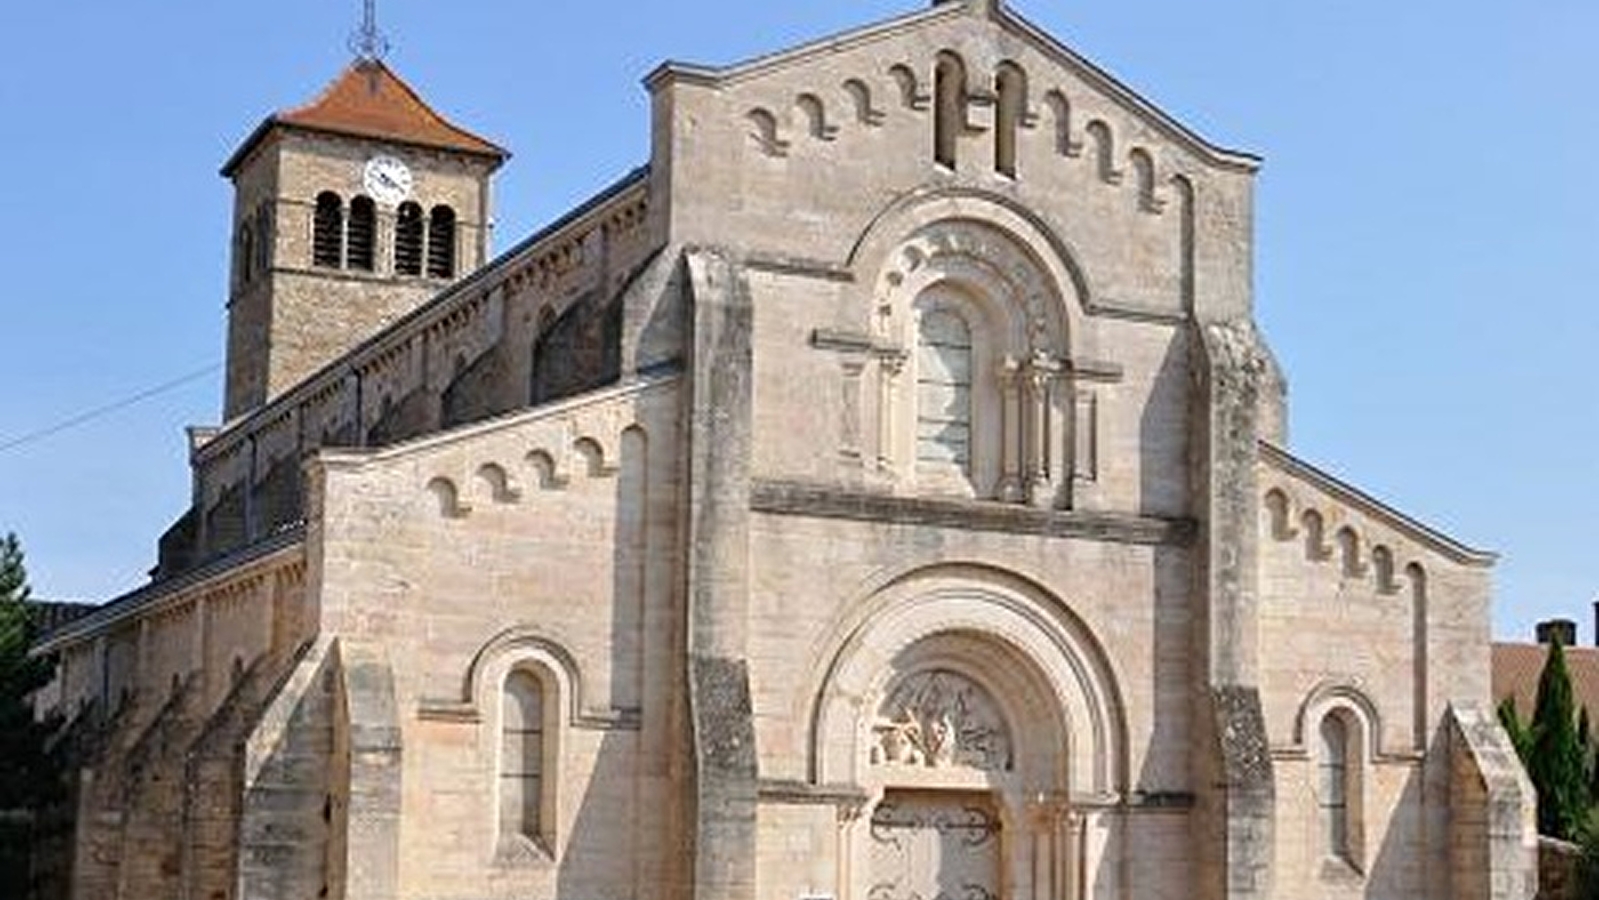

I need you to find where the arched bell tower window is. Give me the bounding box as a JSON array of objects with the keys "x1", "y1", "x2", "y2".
[
  {"x1": 346, "y1": 196, "x2": 376, "y2": 272},
  {"x1": 312, "y1": 192, "x2": 344, "y2": 269},
  {"x1": 916, "y1": 306, "x2": 974, "y2": 481},
  {"x1": 994, "y1": 62, "x2": 1027, "y2": 177},
  {"x1": 933, "y1": 52, "x2": 967, "y2": 169},
  {"x1": 500, "y1": 668, "x2": 551, "y2": 849},
  {"x1": 395, "y1": 202, "x2": 424, "y2": 276},
  {"x1": 427, "y1": 205, "x2": 456, "y2": 278}
]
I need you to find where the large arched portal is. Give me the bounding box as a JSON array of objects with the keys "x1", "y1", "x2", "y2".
[{"x1": 808, "y1": 565, "x2": 1127, "y2": 900}]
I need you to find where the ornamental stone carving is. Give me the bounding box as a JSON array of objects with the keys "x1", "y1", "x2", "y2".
[
  {"x1": 870, "y1": 669, "x2": 1013, "y2": 772},
  {"x1": 874, "y1": 220, "x2": 1062, "y2": 355}
]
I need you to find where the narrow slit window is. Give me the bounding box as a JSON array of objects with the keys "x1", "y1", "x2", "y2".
[
  {"x1": 395, "y1": 202, "x2": 423, "y2": 276},
  {"x1": 254, "y1": 203, "x2": 273, "y2": 274},
  {"x1": 238, "y1": 223, "x2": 255, "y2": 286},
  {"x1": 916, "y1": 308, "x2": 973, "y2": 473},
  {"x1": 427, "y1": 205, "x2": 456, "y2": 278},
  {"x1": 312, "y1": 192, "x2": 344, "y2": 269},
  {"x1": 500, "y1": 670, "x2": 545, "y2": 842},
  {"x1": 346, "y1": 196, "x2": 375, "y2": 272}
]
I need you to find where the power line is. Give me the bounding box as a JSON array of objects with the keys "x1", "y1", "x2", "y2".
[{"x1": 0, "y1": 362, "x2": 221, "y2": 455}]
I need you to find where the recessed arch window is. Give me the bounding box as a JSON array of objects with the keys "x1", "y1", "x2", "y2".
[
  {"x1": 1314, "y1": 707, "x2": 1365, "y2": 869},
  {"x1": 427, "y1": 205, "x2": 456, "y2": 278},
  {"x1": 395, "y1": 202, "x2": 424, "y2": 276},
  {"x1": 312, "y1": 192, "x2": 344, "y2": 269},
  {"x1": 346, "y1": 196, "x2": 375, "y2": 272},
  {"x1": 915, "y1": 306, "x2": 973, "y2": 478},
  {"x1": 1319, "y1": 714, "x2": 1350, "y2": 858},
  {"x1": 500, "y1": 668, "x2": 551, "y2": 848}
]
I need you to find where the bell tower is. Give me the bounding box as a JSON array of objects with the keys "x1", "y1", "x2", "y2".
[{"x1": 218, "y1": 23, "x2": 507, "y2": 420}]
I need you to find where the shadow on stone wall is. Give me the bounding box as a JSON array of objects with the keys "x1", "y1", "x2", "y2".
[
  {"x1": 1367, "y1": 757, "x2": 1427, "y2": 896},
  {"x1": 556, "y1": 424, "x2": 657, "y2": 899}
]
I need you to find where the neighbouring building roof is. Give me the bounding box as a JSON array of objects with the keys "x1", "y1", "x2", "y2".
[
  {"x1": 1492, "y1": 641, "x2": 1599, "y2": 721},
  {"x1": 222, "y1": 59, "x2": 507, "y2": 176}
]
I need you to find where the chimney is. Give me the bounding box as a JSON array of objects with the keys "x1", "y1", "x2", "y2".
[
  {"x1": 1537, "y1": 618, "x2": 1578, "y2": 647},
  {"x1": 1593, "y1": 599, "x2": 1599, "y2": 646}
]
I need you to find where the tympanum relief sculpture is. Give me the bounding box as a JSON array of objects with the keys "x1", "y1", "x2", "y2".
[{"x1": 870, "y1": 669, "x2": 1013, "y2": 772}]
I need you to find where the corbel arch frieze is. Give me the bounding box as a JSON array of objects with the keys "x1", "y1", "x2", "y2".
[{"x1": 803, "y1": 562, "x2": 1127, "y2": 799}]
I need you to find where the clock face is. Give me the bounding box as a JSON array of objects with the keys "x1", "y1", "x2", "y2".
[{"x1": 363, "y1": 156, "x2": 413, "y2": 205}]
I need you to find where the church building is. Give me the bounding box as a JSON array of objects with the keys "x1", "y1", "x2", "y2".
[{"x1": 34, "y1": 1, "x2": 1537, "y2": 898}]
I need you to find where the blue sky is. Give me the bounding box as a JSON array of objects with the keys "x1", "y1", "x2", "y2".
[{"x1": 0, "y1": 0, "x2": 1594, "y2": 640}]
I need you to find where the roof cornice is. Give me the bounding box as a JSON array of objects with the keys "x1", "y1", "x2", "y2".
[{"x1": 1259, "y1": 440, "x2": 1496, "y2": 568}]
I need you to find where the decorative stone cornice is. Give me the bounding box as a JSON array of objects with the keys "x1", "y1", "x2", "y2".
[{"x1": 750, "y1": 480, "x2": 1194, "y2": 545}]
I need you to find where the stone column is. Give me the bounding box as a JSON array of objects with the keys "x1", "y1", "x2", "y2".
[
  {"x1": 1022, "y1": 353, "x2": 1061, "y2": 508},
  {"x1": 876, "y1": 350, "x2": 906, "y2": 478},
  {"x1": 1063, "y1": 809, "x2": 1085, "y2": 900},
  {"x1": 996, "y1": 357, "x2": 1024, "y2": 502},
  {"x1": 1026, "y1": 795, "x2": 1066, "y2": 900}
]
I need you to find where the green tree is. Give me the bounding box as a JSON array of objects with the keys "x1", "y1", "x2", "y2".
[
  {"x1": 1530, "y1": 636, "x2": 1591, "y2": 839},
  {"x1": 1498, "y1": 695, "x2": 1532, "y2": 760},
  {"x1": 0, "y1": 533, "x2": 60, "y2": 898}
]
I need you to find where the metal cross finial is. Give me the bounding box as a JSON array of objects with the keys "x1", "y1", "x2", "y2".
[{"x1": 348, "y1": 0, "x2": 390, "y2": 63}]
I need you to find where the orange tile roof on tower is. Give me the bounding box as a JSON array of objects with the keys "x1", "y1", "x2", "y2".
[{"x1": 223, "y1": 59, "x2": 507, "y2": 175}]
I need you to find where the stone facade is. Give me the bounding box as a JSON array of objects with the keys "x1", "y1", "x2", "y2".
[{"x1": 35, "y1": 2, "x2": 1536, "y2": 899}]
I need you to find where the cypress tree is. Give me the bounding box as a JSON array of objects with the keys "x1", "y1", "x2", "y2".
[
  {"x1": 0, "y1": 533, "x2": 59, "y2": 899},
  {"x1": 1530, "y1": 636, "x2": 1590, "y2": 839},
  {"x1": 1498, "y1": 696, "x2": 1532, "y2": 761}
]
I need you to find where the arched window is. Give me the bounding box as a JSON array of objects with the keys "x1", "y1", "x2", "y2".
[
  {"x1": 916, "y1": 307, "x2": 973, "y2": 478},
  {"x1": 346, "y1": 196, "x2": 375, "y2": 272},
  {"x1": 312, "y1": 192, "x2": 344, "y2": 269},
  {"x1": 500, "y1": 669, "x2": 547, "y2": 845},
  {"x1": 427, "y1": 205, "x2": 456, "y2": 278},
  {"x1": 933, "y1": 52, "x2": 967, "y2": 169},
  {"x1": 1337, "y1": 527, "x2": 1363, "y2": 577},
  {"x1": 1318, "y1": 712, "x2": 1354, "y2": 861},
  {"x1": 994, "y1": 63, "x2": 1026, "y2": 177},
  {"x1": 1372, "y1": 545, "x2": 1397, "y2": 593},
  {"x1": 395, "y1": 202, "x2": 424, "y2": 276}
]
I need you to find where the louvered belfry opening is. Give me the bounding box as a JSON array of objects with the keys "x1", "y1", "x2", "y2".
[
  {"x1": 312, "y1": 192, "x2": 344, "y2": 268},
  {"x1": 395, "y1": 201, "x2": 424, "y2": 275},
  {"x1": 427, "y1": 206, "x2": 456, "y2": 278},
  {"x1": 347, "y1": 196, "x2": 376, "y2": 271}
]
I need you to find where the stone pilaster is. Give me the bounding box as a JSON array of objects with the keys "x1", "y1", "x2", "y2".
[
  {"x1": 1190, "y1": 320, "x2": 1274, "y2": 900},
  {"x1": 683, "y1": 249, "x2": 759, "y2": 900}
]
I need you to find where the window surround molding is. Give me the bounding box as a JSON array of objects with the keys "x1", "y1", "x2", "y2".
[
  {"x1": 1282, "y1": 681, "x2": 1385, "y2": 879},
  {"x1": 872, "y1": 218, "x2": 1073, "y2": 507}
]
